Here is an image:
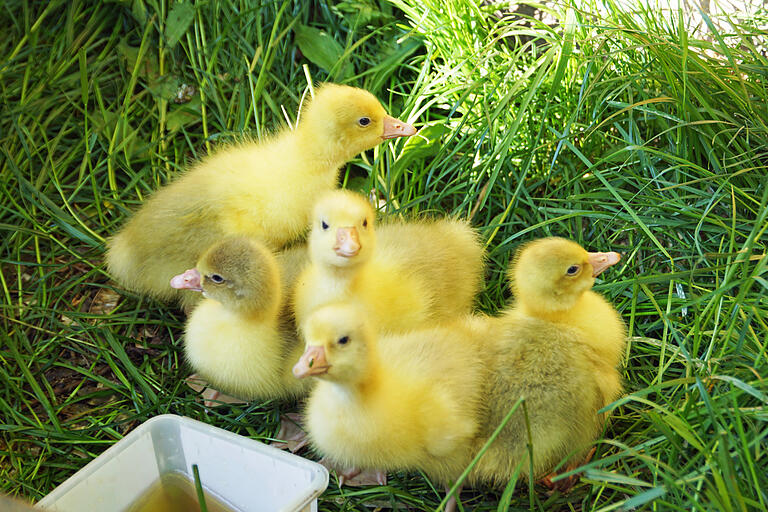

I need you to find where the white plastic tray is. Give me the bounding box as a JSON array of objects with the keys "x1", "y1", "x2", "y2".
[{"x1": 36, "y1": 414, "x2": 328, "y2": 512}]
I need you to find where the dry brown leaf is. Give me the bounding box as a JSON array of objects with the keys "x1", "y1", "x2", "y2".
[{"x1": 88, "y1": 288, "x2": 120, "y2": 315}]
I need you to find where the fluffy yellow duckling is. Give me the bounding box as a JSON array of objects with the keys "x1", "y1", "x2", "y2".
[
  {"x1": 469, "y1": 237, "x2": 625, "y2": 487},
  {"x1": 293, "y1": 302, "x2": 490, "y2": 491},
  {"x1": 293, "y1": 190, "x2": 484, "y2": 332},
  {"x1": 107, "y1": 84, "x2": 416, "y2": 308},
  {"x1": 508, "y1": 236, "x2": 625, "y2": 407},
  {"x1": 170, "y1": 236, "x2": 310, "y2": 401}
]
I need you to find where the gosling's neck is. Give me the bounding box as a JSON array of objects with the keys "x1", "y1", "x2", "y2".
[
  {"x1": 326, "y1": 347, "x2": 382, "y2": 400},
  {"x1": 317, "y1": 260, "x2": 366, "y2": 291},
  {"x1": 517, "y1": 291, "x2": 587, "y2": 324},
  {"x1": 217, "y1": 288, "x2": 282, "y2": 325},
  {"x1": 293, "y1": 124, "x2": 351, "y2": 172},
  {"x1": 519, "y1": 290, "x2": 623, "y2": 354}
]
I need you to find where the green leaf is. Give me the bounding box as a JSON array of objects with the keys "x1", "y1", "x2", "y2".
[
  {"x1": 346, "y1": 176, "x2": 369, "y2": 194},
  {"x1": 550, "y1": 7, "x2": 576, "y2": 93},
  {"x1": 117, "y1": 38, "x2": 159, "y2": 79},
  {"x1": 583, "y1": 470, "x2": 653, "y2": 487},
  {"x1": 131, "y1": 0, "x2": 148, "y2": 27},
  {"x1": 103, "y1": 331, "x2": 158, "y2": 404},
  {"x1": 753, "y1": 276, "x2": 768, "y2": 291},
  {"x1": 92, "y1": 110, "x2": 148, "y2": 159},
  {"x1": 147, "y1": 74, "x2": 180, "y2": 100},
  {"x1": 165, "y1": 1, "x2": 195, "y2": 49},
  {"x1": 713, "y1": 375, "x2": 768, "y2": 403},
  {"x1": 166, "y1": 97, "x2": 201, "y2": 132},
  {"x1": 396, "y1": 124, "x2": 449, "y2": 171},
  {"x1": 294, "y1": 23, "x2": 353, "y2": 78},
  {"x1": 663, "y1": 413, "x2": 705, "y2": 452},
  {"x1": 332, "y1": 0, "x2": 394, "y2": 27},
  {"x1": 622, "y1": 486, "x2": 667, "y2": 509}
]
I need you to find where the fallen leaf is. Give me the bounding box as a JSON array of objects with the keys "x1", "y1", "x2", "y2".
[
  {"x1": 89, "y1": 288, "x2": 120, "y2": 315},
  {"x1": 165, "y1": 1, "x2": 195, "y2": 49}
]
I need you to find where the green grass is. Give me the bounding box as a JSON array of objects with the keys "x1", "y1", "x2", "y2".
[{"x1": 1, "y1": 0, "x2": 766, "y2": 510}]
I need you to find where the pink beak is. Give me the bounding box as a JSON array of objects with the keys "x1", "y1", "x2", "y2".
[
  {"x1": 587, "y1": 252, "x2": 622, "y2": 277},
  {"x1": 334, "y1": 227, "x2": 360, "y2": 258},
  {"x1": 293, "y1": 345, "x2": 330, "y2": 378},
  {"x1": 170, "y1": 268, "x2": 203, "y2": 291},
  {"x1": 381, "y1": 115, "x2": 416, "y2": 140}
]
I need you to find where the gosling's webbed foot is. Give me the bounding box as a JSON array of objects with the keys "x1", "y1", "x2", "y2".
[
  {"x1": 270, "y1": 412, "x2": 310, "y2": 453},
  {"x1": 318, "y1": 460, "x2": 387, "y2": 487},
  {"x1": 338, "y1": 467, "x2": 362, "y2": 487},
  {"x1": 538, "y1": 446, "x2": 597, "y2": 494},
  {"x1": 341, "y1": 468, "x2": 387, "y2": 487},
  {"x1": 185, "y1": 374, "x2": 247, "y2": 407},
  {"x1": 539, "y1": 471, "x2": 580, "y2": 493},
  {"x1": 443, "y1": 483, "x2": 464, "y2": 512}
]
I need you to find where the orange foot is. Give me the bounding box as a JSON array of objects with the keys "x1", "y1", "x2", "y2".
[
  {"x1": 185, "y1": 374, "x2": 248, "y2": 407},
  {"x1": 338, "y1": 467, "x2": 387, "y2": 487},
  {"x1": 538, "y1": 447, "x2": 597, "y2": 493},
  {"x1": 270, "y1": 412, "x2": 310, "y2": 453},
  {"x1": 443, "y1": 483, "x2": 464, "y2": 512},
  {"x1": 317, "y1": 460, "x2": 387, "y2": 487}
]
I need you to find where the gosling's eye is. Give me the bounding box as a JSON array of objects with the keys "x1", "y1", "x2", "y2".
[
  {"x1": 358, "y1": 117, "x2": 371, "y2": 127},
  {"x1": 566, "y1": 265, "x2": 580, "y2": 276},
  {"x1": 209, "y1": 273, "x2": 225, "y2": 284},
  {"x1": 337, "y1": 336, "x2": 350, "y2": 345},
  {"x1": 362, "y1": 218, "x2": 368, "y2": 228},
  {"x1": 321, "y1": 221, "x2": 329, "y2": 230}
]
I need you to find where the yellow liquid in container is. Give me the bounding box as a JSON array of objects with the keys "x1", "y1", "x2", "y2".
[{"x1": 127, "y1": 472, "x2": 235, "y2": 512}]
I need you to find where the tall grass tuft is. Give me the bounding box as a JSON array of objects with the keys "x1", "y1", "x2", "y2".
[
  {"x1": 388, "y1": 0, "x2": 768, "y2": 509},
  {"x1": 1, "y1": 0, "x2": 766, "y2": 510}
]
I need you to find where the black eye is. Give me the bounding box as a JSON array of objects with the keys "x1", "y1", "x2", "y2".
[
  {"x1": 337, "y1": 336, "x2": 349, "y2": 345},
  {"x1": 566, "y1": 265, "x2": 580, "y2": 276},
  {"x1": 321, "y1": 221, "x2": 329, "y2": 230},
  {"x1": 362, "y1": 218, "x2": 368, "y2": 228},
  {"x1": 209, "y1": 273, "x2": 225, "y2": 283},
  {"x1": 358, "y1": 117, "x2": 371, "y2": 127}
]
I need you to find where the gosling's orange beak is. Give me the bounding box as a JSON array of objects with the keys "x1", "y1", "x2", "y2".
[
  {"x1": 170, "y1": 268, "x2": 203, "y2": 291},
  {"x1": 293, "y1": 345, "x2": 330, "y2": 378},
  {"x1": 381, "y1": 115, "x2": 416, "y2": 140},
  {"x1": 587, "y1": 252, "x2": 621, "y2": 277},
  {"x1": 334, "y1": 227, "x2": 360, "y2": 258}
]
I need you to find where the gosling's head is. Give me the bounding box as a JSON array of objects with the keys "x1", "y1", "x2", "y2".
[
  {"x1": 309, "y1": 190, "x2": 377, "y2": 270},
  {"x1": 298, "y1": 83, "x2": 416, "y2": 161},
  {"x1": 292, "y1": 302, "x2": 374, "y2": 384},
  {"x1": 170, "y1": 236, "x2": 281, "y2": 315},
  {"x1": 510, "y1": 237, "x2": 621, "y2": 312}
]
